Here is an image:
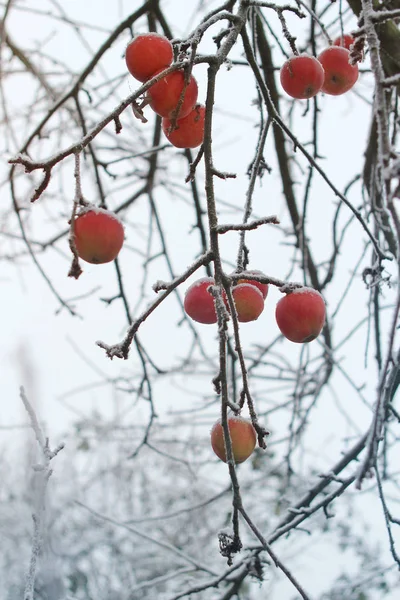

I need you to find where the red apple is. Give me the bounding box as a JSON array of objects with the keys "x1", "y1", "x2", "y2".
[
  {"x1": 147, "y1": 70, "x2": 198, "y2": 118},
  {"x1": 275, "y1": 287, "x2": 326, "y2": 343},
  {"x1": 280, "y1": 54, "x2": 325, "y2": 99},
  {"x1": 237, "y1": 270, "x2": 269, "y2": 299},
  {"x1": 125, "y1": 33, "x2": 173, "y2": 82},
  {"x1": 318, "y1": 46, "x2": 358, "y2": 95},
  {"x1": 211, "y1": 416, "x2": 257, "y2": 464},
  {"x1": 333, "y1": 34, "x2": 354, "y2": 50},
  {"x1": 184, "y1": 277, "x2": 218, "y2": 324},
  {"x1": 73, "y1": 208, "x2": 124, "y2": 264},
  {"x1": 162, "y1": 104, "x2": 205, "y2": 149},
  {"x1": 231, "y1": 284, "x2": 264, "y2": 322}
]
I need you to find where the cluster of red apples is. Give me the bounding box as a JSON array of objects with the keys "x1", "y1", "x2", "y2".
[
  {"x1": 204, "y1": 277, "x2": 326, "y2": 464},
  {"x1": 184, "y1": 274, "x2": 326, "y2": 343},
  {"x1": 185, "y1": 274, "x2": 268, "y2": 324},
  {"x1": 71, "y1": 33, "x2": 329, "y2": 466},
  {"x1": 70, "y1": 34, "x2": 358, "y2": 265},
  {"x1": 125, "y1": 33, "x2": 205, "y2": 149},
  {"x1": 280, "y1": 35, "x2": 359, "y2": 99},
  {"x1": 70, "y1": 33, "x2": 208, "y2": 266}
]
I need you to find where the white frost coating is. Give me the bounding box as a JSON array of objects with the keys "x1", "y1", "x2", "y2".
[
  {"x1": 240, "y1": 269, "x2": 264, "y2": 277},
  {"x1": 288, "y1": 286, "x2": 324, "y2": 299},
  {"x1": 297, "y1": 54, "x2": 322, "y2": 64},
  {"x1": 77, "y1": 205, "x2": 124, "y2": 226},
  {"x1": 133, "y1": 32, "x2": 172, "y2": 41},
  {"x1": 210, "y1": 415, "x2": 251, "y2": 434},
  {"x1": 227, "y1": 415, "x2": 251, "y2": 425},
  {"x1": 185, "y1": 276, "x2": 215, "y2": 295},
  {"x1": 236, "y1": 269, "x2": 267, "y2": 284},
  {"x1": 284, "y1": 54, "x2": 323, "y2": 66},
  {"x1": 233, "y1": 283, "x2": 264, "y2": 299},
  {"x1": 11, "y1": 152, "x2": 30, "y2": 162},
  {"x1": 152, "y1": 280, "x2": 169, "y2": 291}
]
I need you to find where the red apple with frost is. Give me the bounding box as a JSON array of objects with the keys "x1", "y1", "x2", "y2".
[
  {"x1": 275, "y1": 287, "x2": 326, "y2": 343},
  {"x1": 333, "y1": 34, "x2": 354, "y2": 50},
  {"x1": 280, "y1": 54, "x2": 325, "y2": 99},
  {"x1": 162, "y1": 104, "x2": 205, "y2": 149},
  {"x1": 231, "y1": 284, "x2": 264, "y2": 323},
  {"x1": 147, "y1": 70, "x2": 198, "y2": 118},
  {"x1": 125, "y1": 33, "x2": 173, "y2": 82},
  {"x1": 184, "y1": 277, "x2": 218, "y2": 324},
  {"x1": 237, "y1": 270, "x2": 269, "y2": 299},
  {"x1": 73, "y1": 208, "x2": 124, "y2": 264},
  {"x1": 211, "y1": 416, "x2": 257, "y2": 464},
  {"x1": 318, "y1": 46, "x2": 358, "y2": 95}
]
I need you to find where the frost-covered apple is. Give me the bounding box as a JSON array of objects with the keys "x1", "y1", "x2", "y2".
[
  {"x1": 231, "y1": 283, "x2": 264, "y2": 322},
  {"x1": 318, "y1": 46, "x2": 358, "y2": 96},
  {"x1": 184, "y1": 277, "x2": 218, "y2": 324},
  {"x1": 73, "y1": 208, "x2": 124, "y2": 264},
  {"x1": 280, "y1": 54, "x2": 325, "y2": 99},
  {"x1": 125, "y1": 33, "x2": 173, "y2": 82},
  {"x1": 333, "y1": 34, "x2": 354, "y2": 51},
  {"x1": 147, "y1": 70, "x2": 198, "y2": 118},
  {"x1": 211, "y1": 416, "x2": 257, "y2": 463},
  {"x1": 237, "y1": 270, "x2": 269, "y2": 299},
  {"x1": 162, "y1": 104, "x2": 205, "y2": 149},
  {"x1": 275, "y1": 287, "x2": 326, "y2": 343}
]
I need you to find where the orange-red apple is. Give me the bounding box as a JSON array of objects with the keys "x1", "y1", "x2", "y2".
[
  {"x1": 147, "y1": 70, "x2": 198, "y2": 118},
  {"x1": 73, "y1": 208, "x2": 124, "y2": 264},
  {"x1": 318, "y1": 46, "x2": 358, "y2": 95},
  {"x1": 184, "y1": 277, "x2": 218, "y2": 324},
  {"x1": 333, "y1": 34, "x2": 354, "y2": 50},
  {"x1": 162, "y1": 104, "x2": 205, "y2": 148},
  {"x1": 280, "y1": 54, "x2": 325, "y2": 99},
  {"x1": 125, "y1": 33, "x2": 173, "y2": 82},
  {"x1": 237, "y1": 270, "x2": 269, "y2": 299},
  {"x1": 231, "y1": 284, "x2": 264, "y2": 322},
  {"x1": 211, "y1": 416, "x2": 257, "y2": 464},
  {"x1": 275, "y1": 287, "x2": 326, "y2": 343}
]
